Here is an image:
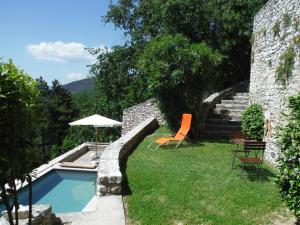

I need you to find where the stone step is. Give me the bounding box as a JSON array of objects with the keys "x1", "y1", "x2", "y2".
[
  {"x1": 206, "y1": 118, "x2": 241, "y2": 125},
  {"x1": 208, "y1": 113, "x2": 241, "y2": 121},
  {"x1": 215, "y1": 104, "x2": 248, "y2": 111},
  {"x1": 214, "y1": 108, "x2": 244, "y2": 115},
  {"x1": 205, "y1": 124, "x2": 241, "y2": 132},
  {"x1": 233, "y1": 96, "x2": 249, "y2": 101},
  {"x1": 221, "y1": 99, "x2": 249, "y2": 105},
  {"x1": 235, "y1": 92, "x2": 249, "y2": 96},
  {"x1": 201, "y1": 130, "x2": 236, "y2": 139}
]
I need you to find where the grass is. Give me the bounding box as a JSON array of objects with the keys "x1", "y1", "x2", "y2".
[{"x1": 123, "y1": 127, "x2": 292, "y2": 225}]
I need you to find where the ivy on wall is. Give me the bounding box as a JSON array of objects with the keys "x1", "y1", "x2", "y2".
[
  {"x1": 273, "y1": 20, "x2": 281, "y2": 37},
  {"x1": 293, "y1": 17, "x2": 299, "y2": 32},
  {"x1": 276, "y1": 46, "x2": 296, "y2": 84}
]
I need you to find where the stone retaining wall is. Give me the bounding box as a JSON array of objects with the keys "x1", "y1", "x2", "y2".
[
  {"x1": 121, "y1": 99, "x2": 164, "y2": 135},
  {"x1": 250, "y1": 0, "x2": 300, "y2": 164},
  {"x1": 2, "y1": 205, "x2": 55, "y2": 225},
  {"x1": 97, "y1": 117, "x2": 159, "y2": 196}
]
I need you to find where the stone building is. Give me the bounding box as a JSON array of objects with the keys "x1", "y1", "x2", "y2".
[{"x1": 249, "y1": 0, "x2": 300, "y2": 164}]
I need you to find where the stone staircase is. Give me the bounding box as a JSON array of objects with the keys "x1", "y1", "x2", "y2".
[{"x1": 202, "y1": 92, "x2": 250, "y2": 138}]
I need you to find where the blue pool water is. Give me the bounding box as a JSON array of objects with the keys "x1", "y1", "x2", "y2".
[{"x1": 0, "y1": 170, "x2": 97, "y2": 213}]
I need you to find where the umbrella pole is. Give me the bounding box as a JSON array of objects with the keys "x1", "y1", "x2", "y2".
[{"x1": 95, "y1": 127, "x2": 98, "y2": 157}]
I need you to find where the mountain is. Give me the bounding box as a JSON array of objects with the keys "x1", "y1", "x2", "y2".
[{"x1": 63, "y1": 78, "x2": 95, "y2": 94}]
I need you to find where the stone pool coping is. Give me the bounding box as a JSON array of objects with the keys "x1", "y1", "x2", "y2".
[
  {"x1": 56, "y1": 195, "x2": 125, "y2": 225},
  {"x1": 2, "y1": 142, "x2": 107, "y2": 196}
]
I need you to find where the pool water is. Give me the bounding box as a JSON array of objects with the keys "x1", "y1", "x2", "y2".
[{"x1": 0, "y1": 170, "x2": 97, "y2": 213}]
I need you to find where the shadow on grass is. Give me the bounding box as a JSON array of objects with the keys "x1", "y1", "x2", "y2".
[
  {"x1": 197, "y1": 138, "x2": 231, "y2": 144},
  {"x1": 237, "y1": 166, "x2": 276, "y2": 182},
  {"x1": 119, "y1": 144, "x2": 136, "y2": 196},
  {"x1": 157, "y1": 142, "x2": 205, "y2": 150}
]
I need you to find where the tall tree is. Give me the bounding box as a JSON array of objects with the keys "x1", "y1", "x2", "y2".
[
  {"x1": 34, "y1": 77, "x2": 51, "y2": 161},
  {"x1": 0, "y1": 60, "x2": 40, "y2": 225},
  {"x1": 47, "y1": 79, "x2": 78, "y2": 147}
]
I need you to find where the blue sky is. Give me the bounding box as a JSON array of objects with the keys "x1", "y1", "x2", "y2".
[{"x1": 0, "y1": 0, "x2": 125, "y2": 84}]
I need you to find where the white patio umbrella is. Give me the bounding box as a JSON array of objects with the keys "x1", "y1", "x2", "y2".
[{"x1": 69, "y1": 114, "x2": 122, "y2": 158}]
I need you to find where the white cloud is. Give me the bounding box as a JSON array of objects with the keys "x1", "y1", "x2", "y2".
[
  {"x1": 67, "y1": 72, "x2": 86, "y2": 81},
  {"x1": 26, "y1": 41, "x2": 97, "y2": 62}
]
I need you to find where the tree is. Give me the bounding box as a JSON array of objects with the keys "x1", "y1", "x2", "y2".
[
  {"x1": 58, "y1": 94, "x2": 96, "y2": 155},
  {"x1": 105, "y1": 0, "x2": 268, "y2": 87},
  {"x1": 87, "y1": 45, "x2": 150, "y2": 140},
  {"x1": 99, "y1": 0, "x2": 268, "y2": 135},
  {"x1": 0, "y1": 59, "x2": 40, "y2": 225},
  {"x1": 47, "y1": 80, "x2": 78, "y2": 148},
  {"x1": 138, "y1": 34, "x2": 222, "y2": 136},
  {"x1": 34, "y1": 77, "x2": 51, "y2": 161}
]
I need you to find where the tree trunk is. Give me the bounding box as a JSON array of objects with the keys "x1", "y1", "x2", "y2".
[
  {"x1": 27, "y1": 175, "x2": 32, "y2": 225},
  {"x1": 41, "y1": 129, "x2": 46, "y2": 162},
  {"x1": 0, "y1": 183, "x2": 14, "y2": 225},
  {"x1": 12, "y1": 181, "x2": 19, "y2": 225}
]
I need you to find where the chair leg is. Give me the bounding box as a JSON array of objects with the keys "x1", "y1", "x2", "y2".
[
  {"x1": 231, "y1": 151, "x2": 237, "y2": 169},
  {"x1": 148, "y1": 141, "x2": 168, "y2": 151},
  {"x1": 175, "y1": 140, "x2": 183, "y2": 148},
  {"x1": 148, "y1": 142, "x2": 154, "y2": 150}
]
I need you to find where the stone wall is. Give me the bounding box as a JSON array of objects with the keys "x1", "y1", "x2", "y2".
[
  {"x1": 98, "y1": 117, "x2": 159, "y2": 196},
  {"x1": 2, "y1": 205, "x2": 55, "y2": 225},
  {"x1": 249, "y1": 0, "x2": 300, "y2": 164},
  {"x1": 121, "y1": 99, "x2": 164, "y2": 135}
]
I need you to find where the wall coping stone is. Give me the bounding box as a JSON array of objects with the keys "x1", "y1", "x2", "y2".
[{"x1": 97, "y1": 117, "x2": 159, "y2": 195}]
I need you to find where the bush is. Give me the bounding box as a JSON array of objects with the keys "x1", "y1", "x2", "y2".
[
  {"x1": 277, "y1": 93, "x2": 300, "y2": 218},
  {"x1": 241, "y1": 104, "x2": 264, "y2": 141}
]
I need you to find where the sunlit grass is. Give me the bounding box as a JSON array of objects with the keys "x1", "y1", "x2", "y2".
[{"x1": 124, "y1": 127, "x2": 289, "y2": 225}]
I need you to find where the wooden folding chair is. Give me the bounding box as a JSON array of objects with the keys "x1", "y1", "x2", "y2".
[{"x1": 239, "y1": 141, "x2": 266, "y2": 175}]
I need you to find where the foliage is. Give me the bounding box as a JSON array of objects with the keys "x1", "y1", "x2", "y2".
[
  {"x1": 293, "y1": 17, "x2": 300, "y2": 32},
  {"x1": 90, "y1": 46, "x2": 151, "y2": 109},
  {"x1": 0, "y1": 59, "x2": 40, "y2": 225},
  {"x1": 276, "y1": 93, "x2": 300, "y2": 217},
  {"x1": 273, "y1": 20, "x2": 281, "y2": 37},
  {"x1": 105, "y1": 0, "x2": 268, "y2": 88},
  {"x1": 34, "y1": 78, "x2": 78, "y2": 159},
  {"x1": 293, "y1": 34, "x2": 300, "y2": 46},
  {"x1": 276, "y1": 46, "x2": 296, "y2": 84},
  {"x1": 59, "y1": 94, "x2": 96, "y2": 154},
  {"x1": 138, "y1": 34, "x2": 222, "y2": 136},
  {"x1": 100, "y1": 0, "x2": 269, "y2": 135},
  {"x1": 283, "y1": 13, "x2": 291, "y2": 28},
  {"x1": 241, "y1": 104, "x2": 264, "y2": 141},
  {"x1": 124, "y1": 127, "x2": 286, "y2": 225}
]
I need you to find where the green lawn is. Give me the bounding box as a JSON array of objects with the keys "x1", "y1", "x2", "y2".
[{"x1": 123, "y1": 127, "x2": 291, "y2": 225}]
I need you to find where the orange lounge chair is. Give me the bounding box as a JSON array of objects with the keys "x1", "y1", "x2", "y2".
[{"x1": 148, "y1": 113, "x2": 192, "y2": 151}]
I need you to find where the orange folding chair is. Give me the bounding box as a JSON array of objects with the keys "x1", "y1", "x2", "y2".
[{"x1": 148, "y1": 113, "x2": 192, "y2": 151}]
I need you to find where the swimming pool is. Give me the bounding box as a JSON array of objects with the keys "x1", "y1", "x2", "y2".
[{"x1": 0, "y1": 170, "x2": 97, "y2": 213}]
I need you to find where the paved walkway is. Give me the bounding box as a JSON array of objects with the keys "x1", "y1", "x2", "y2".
[
  {"x1": 74, "y1": 146, "x2": 106, "y2": 164},
  {"x1": 57, "y1": 196, "x2": 126, "y2": 225}
]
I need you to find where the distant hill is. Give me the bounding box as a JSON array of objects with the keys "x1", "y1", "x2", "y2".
[{"x1": 63, "y1": 78, "x2": 95, "y2": 94}]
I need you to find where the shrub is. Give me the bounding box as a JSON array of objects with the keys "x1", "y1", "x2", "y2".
[
  {"x1": 241, "y1": 104, "x2": 264, "y2": 141},
  {"x1": 276, "y1": 93, "x2": 300, "y2": 218}
]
